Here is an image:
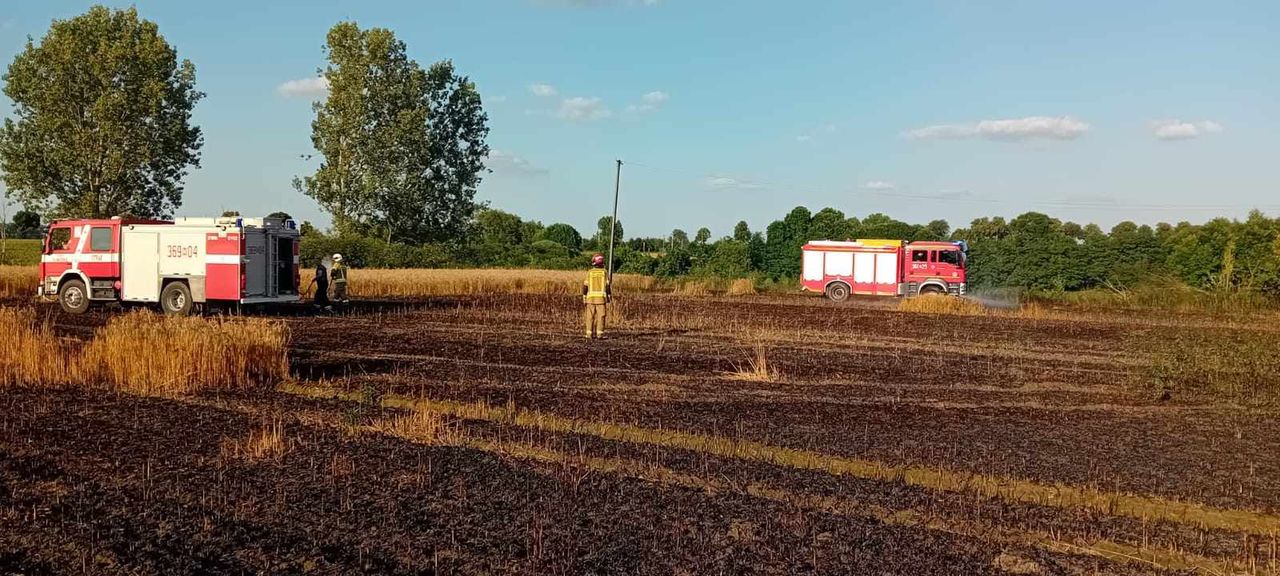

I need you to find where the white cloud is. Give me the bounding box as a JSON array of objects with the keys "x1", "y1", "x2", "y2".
[
  {"x1": 625, "y1": 90, "x2": 669, "y2": 114},
  {"x1": 487, "y1": 150, "x2": 548, "y2": 177},
  {"x1": 863, "y1": 180, "x2": 896, "y2": 190},
  {"x1": 705, "y1": 176, "x2": 763, "y2": 191},
  {"x1": 1150, "y1": 119, "x2": 1223, "y2": 140},
  {"x1": 277, "y1": 77, "x2": 329, "y2": 99},
  {"x1": 904, "y1": 116, "x2": 1090, "y2": 141},
  {"x1": 641, "y1": 91, "x2": 668, "y2": 105},
  {"x1": 558, "y1": 97, "x2": 611, "y2": 121},
  {"x1": 529, "y1": 83, "x2": 558, "y2": 97}
]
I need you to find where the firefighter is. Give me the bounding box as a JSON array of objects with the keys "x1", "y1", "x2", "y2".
[
  {"x1": 581, "y1": 253, "x2": 611, "y2": 339},
  {"x1": 307, "y1": 256, "x2": 332, "y2": 311},
  {"x1": 330, "y1": 253, "x2": 350, "y2": 303}
]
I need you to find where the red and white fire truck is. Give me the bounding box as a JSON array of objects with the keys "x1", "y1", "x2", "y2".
[
  {"x1": 38, "y1": 216, "x2": 301, "y2": 315},
  {"x1": 800, "y1": 239, "x2": 967, "y2": 301}
]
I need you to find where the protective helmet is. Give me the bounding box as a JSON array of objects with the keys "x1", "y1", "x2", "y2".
[
  {"x1": 332, "y1": 253, "x2": 343, "y2": 263},
  {"x1": 591, "y1": 254, "x2": 605, "y2": 267}
]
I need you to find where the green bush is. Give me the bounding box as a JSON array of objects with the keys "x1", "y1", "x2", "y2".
[{"x1": 300, "y1": 234, "x2": 453, "y2": 268}]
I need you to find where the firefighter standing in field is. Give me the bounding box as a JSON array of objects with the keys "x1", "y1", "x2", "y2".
[
  {"x1": 582, "y1": 253, "x2": 611, "y2": 339},
  {"x1": 330, "y1": 253, "x2": 350, "y2": 304},
  {"x1": 308, "y1": 256, "x2": 332, "y2": 311}
]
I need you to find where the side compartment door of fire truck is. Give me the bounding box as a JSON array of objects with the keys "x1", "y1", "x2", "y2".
[
  {"x1": 242, "y1": 230, "x2": 269, "y2": 298},
  {"x1": 121, "y1": 230, "x2": 161, "y2": 301}
]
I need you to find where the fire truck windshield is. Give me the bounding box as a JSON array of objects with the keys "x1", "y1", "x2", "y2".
[
  {"x1": 47, "y1": 228, "x2": 72, "y2": 252},
  {"x1": 938, "y1": 249, "x2": 964, "y2": 268}
]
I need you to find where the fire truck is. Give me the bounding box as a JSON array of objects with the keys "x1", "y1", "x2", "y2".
[
  {"x1": 801, "y1": 239, "x2": 967, "y2": 301},
  {"x1": 38, "y1": 216, "x2": 301, "y2": 315}
]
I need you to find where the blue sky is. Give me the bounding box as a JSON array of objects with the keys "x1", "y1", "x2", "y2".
[{"x1": 1, "y1": 1, "x2": 1277, "y2": 237}]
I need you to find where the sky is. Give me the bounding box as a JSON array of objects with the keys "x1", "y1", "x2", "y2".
[{"x1": 1, "y1": 0, "x2": 1277, "y2": 237}]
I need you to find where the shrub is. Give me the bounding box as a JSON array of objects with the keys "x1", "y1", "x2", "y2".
[{"x1": 300, "y1": 233, "x2": 453, "y2": 269}]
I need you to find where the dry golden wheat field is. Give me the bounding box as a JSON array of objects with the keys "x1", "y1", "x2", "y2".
[{"x1": 2, "y1": 267, "x2": 1279, "y2": 575}]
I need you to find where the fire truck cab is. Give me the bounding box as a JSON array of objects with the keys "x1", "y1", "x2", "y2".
[
  {"x1": 38, "y1": 216, "x2": 301, "y2": 315},
  {"x1": 800, "y1": 239, "x2": 967, "y2": 302}
]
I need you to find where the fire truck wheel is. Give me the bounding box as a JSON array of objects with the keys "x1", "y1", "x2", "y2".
[
  {"x1": 825, "y1": 282, "x2": 850, "y2": 302},
  {"x1": 920, "y1": 285, "x2": 945, "y2": 296},
  {"x1": 160, "y1": 282, "x2": 194, "y2": 316},
  {"x1": 58, "y1": 279, "x2": 90, "y2": 315}
]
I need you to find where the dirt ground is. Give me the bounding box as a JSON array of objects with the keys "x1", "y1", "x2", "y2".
[{"x1": 3, "y1": 292, "x2": 1278, "y2": 575}]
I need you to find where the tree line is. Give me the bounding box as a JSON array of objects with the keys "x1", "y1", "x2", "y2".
[
  {"x1": 296, "y1": 203, "x2": 1280, "y2": 299},
  {"x1": 3, "y1": 6, "x2": 1277, "y2": 298}
]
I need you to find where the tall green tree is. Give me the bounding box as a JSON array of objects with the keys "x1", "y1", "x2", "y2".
[
  {"x1": 0, "y1": 6, "x2": 203, "y2": 219},
  {"x1": 918, "y1": 219, "x2": 951, "y2": 241},
  {"x1": 860, "y1": 213, "x2": 915, "y2": 240},
  {"x1": 696, "y1": 239, "x2": 751, "y2": 277},
  {"x1": 1003, "y1": 212, "x2": 1084, "y2": 291},
  {"x1": 295, "y1": 22, "x2": 489, "y2": 244},
  {"x1": 762, "y1": 206, "x2": 811, "y2": 279},
  {"x1": 593, "y1": 216, "x2": 623, "y2": 249},
  {"x1": 733, "y1": 220, "x2": 751, "y2": 242},
  {"x1": 670, "y1": 229, "x2": 689, "y2": 248},
  {"x1": 8, "y1": 209, "x2": 40, "y2": 238},
  {"x1": 539, "y1": 223, "x2": 582, "y2": 252},
  {"x1": 1233, "y1": 210, "x2": 1280, "y2": 292},
  {"x1": 807, "y1": 207, "x2": 850, "y2": 241},
  {"x1": 1167, "y1": 218, "x2": 1233, "y2": 290}
]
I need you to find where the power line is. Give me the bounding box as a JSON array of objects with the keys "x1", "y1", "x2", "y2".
[{"x1": 623, "y1": 159, "x2": 1280, "y2": 213}]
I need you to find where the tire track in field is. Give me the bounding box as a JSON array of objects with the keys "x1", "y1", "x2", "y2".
[{"x1": 281, "y1": 382, "x2": 1280, "y2": 539}]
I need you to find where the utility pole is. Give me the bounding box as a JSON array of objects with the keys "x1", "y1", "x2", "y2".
[
  {"x1": 1, "y1": 194, "x2": 7, "y2": 265},
  {"x1": 606, "y1": 159, "x2": 622, "y2": 283}
]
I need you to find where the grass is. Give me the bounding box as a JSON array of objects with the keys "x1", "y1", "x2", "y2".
[
  {"x1": 283, "y1": 381, "x2": 1280, "y2": 537},
  {"x1": 300, "y1": 268, "x2": 774, "y2": 299},
  {"x1": 370, "y1": 409, "x2": 460, "y2": 444},
  {"x1": 221, "y1": 418, "x2": 289, "y2": 461},
  {"x1": 897, "y1": 294, "x2": 988, "y2": 315},
  {"x1": 322, "y1": 401, "x2": 1246, "y2": 576},
  {"x1": 0, "y1": 307, "x2": 76, "y2": 386},
  {"x1": 1031, "y1": 282, "x2": 1277, "y2": 316},
  {"x1": 0, "y1": 265, "x2": 38, "y2": 299},
  {"x1": 727, "y1": 340, "x2": 782, "y2": 382},
  {"x1": 301, "y1": 268, "x2": 657, "y2": 298},
  {"x1": 726, "y1": 278, "x2": 757, "y2": 296},
  {"x1": 0, "y1": 308, "x2": 289, "y2": 396},
  {"x1": 0, "y1": 239, "x2": 42, "y2": 266},
  {"x1": 1137, "y1": 327, "x2": 1280, "y2": 405}
]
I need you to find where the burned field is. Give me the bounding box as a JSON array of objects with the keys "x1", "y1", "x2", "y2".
[{"x1": 3, "y1": 292, "x2": 1279, "y2": 575}]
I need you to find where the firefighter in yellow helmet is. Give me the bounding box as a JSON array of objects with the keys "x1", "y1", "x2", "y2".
[
  {"x1": 582, "y1": 253, "x2": 611, "y2": 339},
  {"x1": 330, "y1": 253, "x2": 350, "y2": 304}
]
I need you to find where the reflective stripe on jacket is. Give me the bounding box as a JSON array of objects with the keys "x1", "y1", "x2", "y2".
[
  {"x1": 584, "y1": 268, "x2": 608, "y2": 304},
  {"x1": 331, "y1": 265, "x2": 348, "y2": 284}
]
